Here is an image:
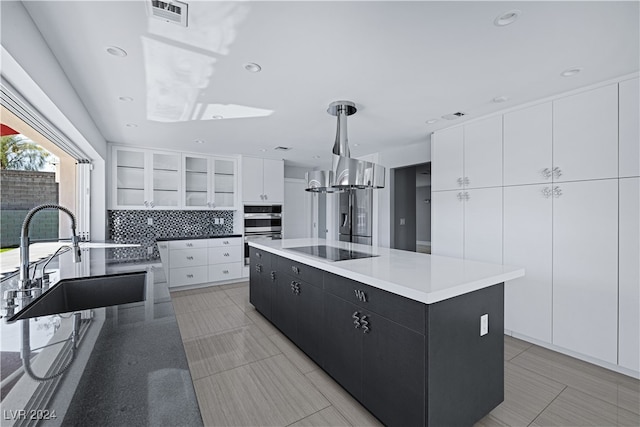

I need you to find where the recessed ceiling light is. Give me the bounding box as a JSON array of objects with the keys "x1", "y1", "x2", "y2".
[
  {"x1": 425, "y1": 119, "x2": 438, "y2": 124},
  {"x1": 212, "y1": 115, "x2": 224, "y2": 120},
  {"x1": 119, "y1": 96, "x2": 133, "y2": 102},
  {"x1": 492, "y1": 96, "x2": 509, "y2": 103},
  {"x1": 194, "y1": 139, "x2": 204, "y2": 144},
  {"x1": 561, "y1": 67, "x2": 583, "y2": 77},
  {"x1": 126, "y1": 123, "x2": 138, "y2": 128},
  {"x1": 494, "y1": 9, "x2": 521, "y2": 26},
  {"x1": 244, "y1": 62, "x2": 262, "y2": 73},
  {"x1": 106, "y1": 46, "x2": 128, "y2": 57}
]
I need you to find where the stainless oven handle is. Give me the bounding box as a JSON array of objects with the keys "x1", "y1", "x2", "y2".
[
  {"x1": 243, "y1": 213, "x2": 282, "y2": 219},
  {"x1": 244, "y1": 234, "x2": 282, "y2": 242}
]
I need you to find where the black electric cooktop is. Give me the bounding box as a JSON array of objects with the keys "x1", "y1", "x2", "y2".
[{"x1": 287, "y1": 245, "x2": 378, "y2": 261}]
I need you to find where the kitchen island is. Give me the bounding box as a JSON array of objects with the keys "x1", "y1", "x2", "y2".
[{"x1": 249, "y1": 238, "x2": 524, "y2": 427}]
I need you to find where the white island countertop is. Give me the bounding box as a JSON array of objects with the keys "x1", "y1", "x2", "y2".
[{"x1": 250, "y1": 238, "x2": 524, "y2": 304}]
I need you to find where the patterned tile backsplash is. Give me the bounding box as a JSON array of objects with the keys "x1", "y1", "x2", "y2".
[{"x1": 108, "y1": 210, "x2": 235, "y2": 261}]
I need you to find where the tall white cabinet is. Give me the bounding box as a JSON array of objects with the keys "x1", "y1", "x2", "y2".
[
  {"x1": 432, "y1": 78, "x2": 640, "y2": 375},
  {"x1": 431, "y1": 116, "x2": 503, "y2": 264}
]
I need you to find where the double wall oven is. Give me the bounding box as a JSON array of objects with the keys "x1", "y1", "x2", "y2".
[{"x1": 244, "y1": 205, "x2": 282, "y2": 265}]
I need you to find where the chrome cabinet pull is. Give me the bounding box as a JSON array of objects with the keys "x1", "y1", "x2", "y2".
[
  {"x1": 291, "y1": 266, "x2": 300, "y2": 275},
  {"x1": 255, "y1": 264, "x2": 262, "y2": 273},
  {"x1": 361, "y1": 315, "x2": 370, "y2": 333},
  {"x1": 186, "y1": 256, "x2": 194, "y2": 260},
  {"x1": 352, "y1": 311, "x2": 361, "y2": 329},
  {"x1": 354, "y1": 289, "x2": 367, "y2": 302},
  {"x1": 457, "y1": 192, "x2": 464, "y2": 201},
  {"x1": 223, "y1": 270, "x2": 229, "y2": 274},
  {"x1": 541, "y1": 187, "x2": 552, "y2": 198},
  {"x1": 552, "y1": 186, "x2": 562, "y2": 198},
  {"x1": 463, "y1": 192, "x2": 470, "y2": 201},
  {"x1": 541, "y1": 168, "x2": 552, "y2": 180},
  {"x1": 456, "y1": 177, "x2": 463, "y2": 187},
  {"x1": 224, "y1": 253, "x2": 229, "y2": 256},
  {"x1": 552, "y1": 167, "x2": 562, "y2": 179},
  {"x1": 149, "y1": 201, "x2": 156, "y2": 208},
  {"x1": 270, "y1": 271, "x2": 276, "y2": 281},
  {"x1": 186, "y1": 274, "x2": 193, "y2": 278},
  {"x1": 223, "y1": 241, "x2": 229, "y2": 245},
  {"x1": 463, "y1": 177, "x2": 470, "y2": 186},
  {"x1": 256, "y1": 252, "x2": 262, "y2": 258},
  {"x1": 186, "y1": 243, "x2": 193, "y2": 247}
]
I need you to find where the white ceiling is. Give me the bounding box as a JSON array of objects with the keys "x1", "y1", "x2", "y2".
[{"x1": 20, "y1": 1, "x2": 640, "y2": 169}]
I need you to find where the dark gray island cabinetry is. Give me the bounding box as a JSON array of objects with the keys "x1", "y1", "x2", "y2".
[{"x1": 249, "y1": 240, "x2": 524, "y2": 427}]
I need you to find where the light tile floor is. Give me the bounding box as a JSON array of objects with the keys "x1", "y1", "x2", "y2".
[{"x1": 171, "y1": 282, "x2": 640, "y2": 427}]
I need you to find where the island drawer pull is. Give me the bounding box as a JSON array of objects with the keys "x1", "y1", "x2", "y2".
[
  {"x1": 255, "y1": 264, "x2": 262, "y2": 273},
  {"x1": 270, "y1": 271, "x2": 276, "y2": 281},
  {"x1": 291, "y1": 266, "x2": 300, "y2": 275},
  {"x1": 354, "y1": 289, "x2": 367, "y2": 302},
  {"x1": 352, "y1": 311, "x2": 361, "y2": 328},
  {"x1": 361, "y1": 315, "x2": 370, "y2": 334},
  {"x1": 256, "y1": 252, "x2": 262, "y2": 258}
]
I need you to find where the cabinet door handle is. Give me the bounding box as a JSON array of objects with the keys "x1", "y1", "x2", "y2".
[
  {"x1": 456, "y1": 177, "x2": 463, "y2": 187},
  {"x1": 457, "y1": 192, "x2": 464, "y2": 201},
  {"x1": 464, "y1": 191, "x2": 470, "y2": 201},
  {"x1": 463, "y1": 177, "x2": 470, "y2": 186},
  {"x1": 291, "y1": 266, "x2": 300, "y2": 275},
  {"x1": 552, "y1": 167, "x2": 562, "y2": 179},
  {"x1": 541, "y1": 168, "x2": 552, "y2": 180},
  {"x1": 186, "y1": 256, "x2": 194, "y2": 260},
  {"x1": 541, "y1": 187, "x2": 552, "y2": 198},
  {"x1": 291, "y1": 281, "x2": 296, "y2": 293},
  {"x1": 361, "y1": 315, "x2": 370, "y2": 334},
  {"x1": 224, "y1": 253, "x2": 229, "y2": 257},
  {"x1": 256, "y1": 252, "x2": 262, "y2": 258},
  {"x1": 186, "y1": 274, "x2": 193, "y2": 278},
  {"x1": 255, "y1": 264, "x2": 262, "y2": 273},
  {"x1": 150, "y1": 201, "x2": 156, "y2": 208},
  {"x1": 552, "y1": 186, "x2": 562, "y2": 198},
  {"x1": 295, "y1": 283, "x2": 300, "y2": 295},
  {"x1": 223, "y1": 270, "x2": 229, "y2": 274},
  {"x1": 223, "y1": 241, "x2": 229, "y2": 245},
  {"x1": 270, "y1": 271, "x2": 276, "y2": 281},
  {"x1": 186, "y1": 243, "x2": 193, "y2": 247},
  {"x1": 354, "y1": 289, "x2": 367, "y2": 302},
  {"x1": 352, "y1": 311, "x2": 361, "y2": 328}
]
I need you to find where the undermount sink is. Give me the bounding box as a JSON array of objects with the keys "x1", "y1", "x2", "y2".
[{"x1": 8, "y1": 271, "x2": 146, "y2": 322}]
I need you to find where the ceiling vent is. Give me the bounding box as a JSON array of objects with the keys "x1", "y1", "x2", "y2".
[
  {"x1": 147, "y1": 0, "x2": 188, "y2": 27},
  {"x1": 274, "y1": 146, "x2": 292, "y2": 151},
  {"x1": 442, "y1": 112, "x2": 466, "y2": 120}
]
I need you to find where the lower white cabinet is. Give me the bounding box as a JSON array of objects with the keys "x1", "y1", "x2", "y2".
[
  {"x1": 431, "y1": 191, "x2": 463, "y2": 258},
  {"x1": 432, "y1": 188, "x2": 502, "y2": 264},
  {"x1": 552, "y1": 179, "x2": 619, "y2": 364},
  {"x1": 159, "y1": 237, "x2": 243, "y2": 288},
  {"x1": 619, "y1": 177, "x2": 639, "y2": 371},
  {"x1": 504, "y1": 184, "x2": 553, "y2": 343}
]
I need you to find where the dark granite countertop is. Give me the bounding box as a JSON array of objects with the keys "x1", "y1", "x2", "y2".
[
  {"x1": 156, "y1": 234, "x2": 242, "y2": 242},
  {"x1": 0, "y1": 247, "x2": 203, "y2": 426}
]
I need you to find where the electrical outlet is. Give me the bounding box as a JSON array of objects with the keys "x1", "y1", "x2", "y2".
[
  {"x1": 400, "y1": 218, "x2": 406, "y2": 225},
  {"x1": 219, "y1": 218, "x2": 224, "y2": 225},
  {"x1": 147, "y1": 246, "x2": 153, "y2": 255},
  {"x1": 147, "y1": 217, "x2": 153, "y2": 226},
  {"x1": 480, "y1": 314, "x2": 489, "y2": 336},
  {"x1": 214, "y1": 218, "x2": 219, "y2": 225}
]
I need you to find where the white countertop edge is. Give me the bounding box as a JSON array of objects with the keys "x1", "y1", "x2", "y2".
[{"x1": 249, "y1": 241, "x2": 524, "y2": 304}]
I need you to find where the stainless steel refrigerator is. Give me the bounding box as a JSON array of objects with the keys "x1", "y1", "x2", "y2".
[{"x1": 339, "y1": 189, "x2": 372, "y2": 245}]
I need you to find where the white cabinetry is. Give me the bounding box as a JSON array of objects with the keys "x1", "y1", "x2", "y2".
[
  {"x1": 619, "y1": 177, "x2": 639, "y2": 371},
  {"x1": 431, "y1": 191, "x2": 464, "y2": 258},
  {"x1": 619, "y1": 78, "x2": 640, "y2": 178},
  {"x1": 183, "y1": 154, "x2": 238, "y2": 210},
  {"x1": 431, "y1": 127, "x2": 464, "y2": 191},
  {"x1": 158, "y1": 237, "x2": 243, "y2": 288},
  {"x1": 431, "y1": 116, "x2": 502, "y2": 191},
  {"x1": 242, "y1": 157, "x2": 284, "y2": 203},
  {"x1": 552, "y1": 179, "x2": 618, "y2": 364},
  {"x1": 553, "y1": 84, "x2": 618, "y2": 182},
  {"x1": 431, "y1": 188, "x2": 502, "y2": 264},
  {"x1": 503, "y1": 103, "x2": 553, "y2": 186},
  {"x1": 113, "y1": 147, "x2": 181, "y2": 209},
  {"x1": 464, "y1": 116, "x2": 503, "y2": 189},
  {"x1": 504, "y1": 184, "x2": 553, "y2": 342}
]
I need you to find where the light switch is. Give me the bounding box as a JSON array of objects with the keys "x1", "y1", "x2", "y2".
[{"x1": 480, "y1": 314, "x2": 489, "y2": 336}]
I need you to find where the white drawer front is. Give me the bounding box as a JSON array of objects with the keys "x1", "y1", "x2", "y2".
[
  {"x1": 170, "y1": 266, "x2": 208, "y2": 286},
  {"x1": 208, "y1": 247, "x2": 242, "y2": 264},
  {"x1": 208, "y1": 237, "x2": 242, "y2": 247},
  {"x1": 169, "y1": 248, "x2": 208, "y2": 268},
  {"x1": 209, "y1": 262, "x2": 242, "y2": 282},
  {"x1": 168, "y1": 239, "x2": 208, "y2": 250}
]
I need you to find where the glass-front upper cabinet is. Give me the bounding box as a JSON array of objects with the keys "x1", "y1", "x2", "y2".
[
  {"x1": 181, "y1": 155, "x2": 237, "y2": 210},
  {"x1": 112, "y1": 146, "x2": 181, "y2": 209}
]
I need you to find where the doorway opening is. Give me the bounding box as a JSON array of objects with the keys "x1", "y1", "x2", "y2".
[{"x1": 391, "y1": 162, "x2": 431, "y2": 252}]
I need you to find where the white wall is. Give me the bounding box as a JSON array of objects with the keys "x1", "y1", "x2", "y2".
[
  {"x1": 283, "y1": 178, "x2": 312, "y2": 238},
  {"x1": 375, "y1": 138, "x2": 431, "y2": 248},
  {"x1": 1, "y1": 1, "x2": 108, "y2": 239}
]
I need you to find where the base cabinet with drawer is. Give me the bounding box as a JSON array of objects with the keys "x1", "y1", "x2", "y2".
[
  {"x1": 159, "y1": 237, "x2": 243, "y2": 288},
  {"x1": 249, "y1": 249, "x2": 505, "y2": 427}
]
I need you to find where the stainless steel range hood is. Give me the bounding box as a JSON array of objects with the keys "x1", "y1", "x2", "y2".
[{"x1": 306, "y1": 101, "x2": 385, "y2": 192}]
